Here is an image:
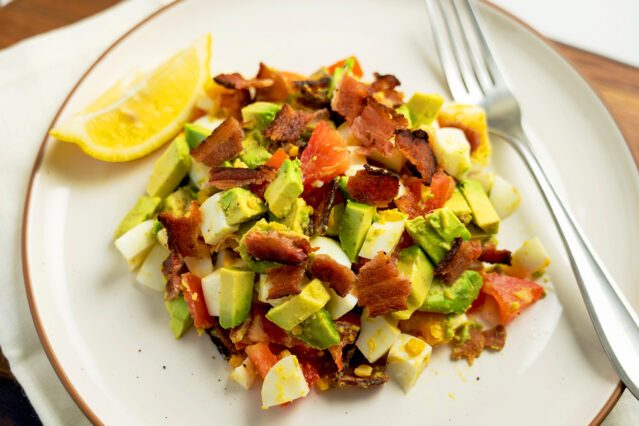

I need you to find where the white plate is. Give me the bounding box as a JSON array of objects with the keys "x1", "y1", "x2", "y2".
[{"x1": 23, "y1": 0, "x2": 639, "y2": 424}]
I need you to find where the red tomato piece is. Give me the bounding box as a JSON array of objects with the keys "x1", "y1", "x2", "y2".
[
  {"x1": 181, "y1": 273, "x2": 214, "y2": 329},
  {"x1": 326, "y1": 56, "x2": 364, "y2": 79},
  {"x1": 266, "y1": 148, "x2": 289, "y2": 169},
  {"x1": 423, "y1": 169, "x2": 455, "y2": 213},
  {"x1": 300, "y1": 362, "x2": 320, "y2": 387},
  {"x1": 481, "y1": 273, "x2": 545, "y2": 325},
  {"x1": 300, "y1": 121, "x2": 350, "y2": 188},
  {"x1": 245, "y1": 341, "x2": 279, "y2": 379}
]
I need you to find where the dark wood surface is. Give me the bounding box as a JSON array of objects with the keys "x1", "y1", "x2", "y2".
[{"x1": 1, "y1": 0, "x2": 638, "y2": 422}]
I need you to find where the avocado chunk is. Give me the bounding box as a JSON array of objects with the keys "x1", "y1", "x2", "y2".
[
  {"x1": 238, "y1": 219, "x2": 296, "y2": 273},
  {"x1": 184, "y1": 122, "x2": 212, "y2": 150},
  {"x1": 405, "y1": 216, "x2": 448, "y2": 264},
  {"x1": 460, "y1": 179, "x2": 500, "y2": 234},
  {"x1": 114, "y1": 195, "x2": 162, "y2": 239},
  {"x1": 427, "y1": 207, "x2": 471, "y2": 243},
  {"x1": 325, "y1": 203, "x2": 345, "y2": 237},
  {"x1": 219, "y1": 188, "x2": 267, "y2": 226},
  {"x1": 280, "y1": 198, "x2": 313, "y2": 234},
  {"x1": 240, "y1": 131, "x2": 272, "y2": 168},
  {"x1": 339, "y1": 201, "x2": 376, "y2": 262},
  {"x1": 219, "y1": 267, "x2": 256, "y2": 329},
  {"x1": 405, "y1": 93, "x2": 444, "y2": 128},
  {"x1": 147, "y1": 135, "x2": 191, "y2": 198},
  {"x1": 288, "y1": 308, "x2": 340, "y2": 349},
  {"x1": 392, "y1": 246, "x2": 434, "y2": 320},
  {"x1": 265, "y1": 279, "x2": 330, "y2": 330},
  {"x1": 165, "y1": 295, "x2": 193, "y2": 339},
  {"x1": 419, "y1": 270, "x2": 483, "y2": 314},
  {"x1": 163, "y1": 186, "x2": 195, "y2": 216},
  {"x1": 395, "y1": 104, "x2": 412, "y2": 128},
  {"x1": 241, "y1": 102, "x2": 281, "y2": 131},
  {"x1": 264, "y1": 159, "x2": 304, "y2": 218},
  {"x1": 444, "y1": 188, "x2": 472, "y2": 224}
]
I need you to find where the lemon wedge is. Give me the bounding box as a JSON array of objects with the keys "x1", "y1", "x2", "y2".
[{"x1": 50, "y1": 34, "x2": 212, "y2": 162}]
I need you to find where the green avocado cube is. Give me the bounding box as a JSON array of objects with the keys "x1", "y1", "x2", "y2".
[
  {"x1": 184, "y1": 123, "x2": 212, "y2": 150},
  {"x1": 288, "y1": 308, "x2": 340, "y2": 350},
  {"x1": 427, "y1": 207, "x2": 471, "y2": 243},
  {"x1": 339, "y1": 201, "x2": 376, "y2": 262},
  {"x1": 460, "y1": 179, "x2": 500, "y2": 234},
  {"x1": 114, "y1": 195, "x2": 162, "y2": 239},
  {"x1": 240, "y1": 132, "x2": 272, "y2": 168},
  {"x1": 241, "y1": 102, "x2": 281, "y2": 131},
  {"x1": 219, "y1": 188, "x2": 267, "y2": 226},
  {"x1": 264, "y1": 159, "x2": 304, "y2": 218},
  {"x1": 165, "y1": 295, "x2": 193, "y2": 339},
  {"x1": 325, "y1": 203, "x2": 345, "y2": 236},
  {"x1": 419, "y1": 270, "x2": 483, "y2": 314},
  {"x1": 405, "y1": 216, "x2": 448, "y2": 264},
  {"x1": 265, "y1": 279, "x2": 330, "y2": 331},
  {"x1": 395, "y1": 104, "x2": 412, "y2": 128},
  {"x1": 444, "y1": 188, "x2": 472, "y2": 224},
  {"x1": 405, "y1": 93, "x2": 444, "y2": 128},
  {"x1": 162, "y1": 186, "x2": 195, "y2": 217},
  {"x1": 392, "y1": 246, "x2": 434, "y2": 320},
  {"x1": 281, "y1": 198, "x2": 313, "y2": 234},
  {"x1": 147, "y1": 135, "x2": 191, "y2": 199},
  {"x1": 219, "y1": 268, "x2": 255, "y2": 329}
]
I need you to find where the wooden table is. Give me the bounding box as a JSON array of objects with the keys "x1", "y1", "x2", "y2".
[{"x1": 1, "y1": 0, "x2": 638, "y2": 423}]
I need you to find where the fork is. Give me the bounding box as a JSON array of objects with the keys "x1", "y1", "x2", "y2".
[{"x1": 426, "y1": 0, "x2": 639, "y2": 398}]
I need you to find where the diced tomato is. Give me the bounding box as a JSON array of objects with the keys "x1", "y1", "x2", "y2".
[
  {"x1": 300, "y1": 362, "x2": 320, "y2": 387},
  {"x1": 245, "y1": 342, "x2": 279, "y2": 379},
  {"x1": 392, "y1": 230, "x2": 415, "y2": 259},
  {"x1": 266, "y1": 148, "x2": 289, "y2": 169},
  {"x1": 336, "y1": 312, "x2": 361, "y2": 327},
  {"x1": 423, "y1": 169, "x2": 455, "y2": 212},
  {"x1": 300, "y1": 121, "x2": 350, "y2": 189},
  {"x1": 481, "y1": 273, "x2": 545, "y2": 325},
  {"x1": 181, "y1": 273, "x2": 214, "y2": 329},
  {"x1": 326, "y1": 56, "x2": 364, "y2": 79}
]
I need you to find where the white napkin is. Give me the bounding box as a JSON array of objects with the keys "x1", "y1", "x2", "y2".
[{"x1": 0, "y1": 0, "x2": 637, "y2": 424}]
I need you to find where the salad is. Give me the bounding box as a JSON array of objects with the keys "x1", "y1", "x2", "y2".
[{"x1": 114, "y1": 56, "x2": 551, "y2": 408}]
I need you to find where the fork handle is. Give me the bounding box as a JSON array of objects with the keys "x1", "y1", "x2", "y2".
[{"x1": 494, "y1": 127, "x2": 639, "y2": 399}]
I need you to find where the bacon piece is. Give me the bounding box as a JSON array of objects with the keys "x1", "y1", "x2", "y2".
[
  {"x1": 208, "y1": 165, "x2": 276, "y2": 190},
  {"x1": 294, "y1": 76, "x2": 331, "y2": 108},
  {"x1": 482, "y1": 325, "x2": 507, "y2": 350},
  {"x1": 371, "y1": 72, "x2": 404, "y2": 108},
  {"x1": 451, "y1": 327, "x2": 485, "y2": 365},
  {"x1": 255, "y1": 62, "x2": 294, "y2": 103},
  {"x1": 330, "y1": 73, "x2": 371, "y2": 123},
  {"x1": 263, "y1": 104, "x2": 313, "y2": 142},
  {"x1": 356, "y1": 252, "x2": 411, "y2": 317},
  {"x1": 310, "y1": 178, "x2": 338, "y2": 235},
  {"x1": 309, "y1": 254, "x2": 356, "y2": 297},
  {"x1": 351, "y1": 97, "x2": 408, "y2": 157},
  {"x1": 346, "y1": 164, "x2": 399, "y2": 207},
  {"x1": 265, "y1": 265, "x2": 306, "y2": 299},
  {"x1": 229, "y1": 308, "x2": 270, "y2": 349},
  {"x1": 214, "y1": 72, "x2": 273, "y2": 90},
  {"x1": 392, "y1": 230, "x2": 415, "y2": 259},
  {"x1": 395, "y1": 129, "x2": 437, "y2": 185},
  {"x1": 162, "y1": 252, "x2": 187, "y2": 301},
  {"x1": 243, "y1": 230, "x2": 311, "y2": 266},
  {"x1": 206, "y1": 321, "x2": 239, "y2": 360},
  {"x1": 328, "y1": 316, "x2": 360, "y2": 371},
  {"x1": 191, "y1": 117, "x2": 243, "y2": 167},
  {"x1": 479, "y1": 242, "x2": 512, "y2": 265},
  {"x1": 435, "y1": 238, "x2": 483, "y2": 285},
  {"x1": 219, "y1": 88, "x2": 250, "y2": 121},
  {"x1": 158, "y1": 201, "x2": 203, "y2": 258}
]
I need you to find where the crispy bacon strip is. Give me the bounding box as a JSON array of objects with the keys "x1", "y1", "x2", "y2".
[
  {"x1": 435, "y1": 238, "x2": 483, "y2": 285},
  {"x1": 255, "y1": 62, "x2": 294, "y2": 103},
  {"x1": 356, "y1": 252, "x2": 411, "y2": 317},
  {"x1": 346, "y1": 165, "x2": 399, "y2": 207},
  {"x1": 162, "y1": 252, "x2": 187, "y2": 301},
  {"x1": 294, "y1": 76, "x2": 331, "y2": 108},
  {"x1": 158, "y1": 202, "x2": 203, "y2": 258},
  {"x1": 206, "y1": 321, "x2": 239, "y2": 360},
  {"x1": 310, "y1": 178, "x2": 338, "y2": 235},
  {"x1": 483, "y1": 325, "x2": 507, "y2": 350},
  {"x1": 263, "y1": 104, "x2": 313, "y2": 142},
  {"x1": 243, "y1": 230, "x2": 311, "y2": 266},
  {"x1": 208, "y1": 165, "x2": 276, "y2": 190},
  {"x1": 479, "y1": 242, "x2": 512, "y2": 265},
  {"x1": 214, "y1": 72, "x2": 273, "y2": 90},
  {"x1": 328, "y1": 318, "x2": 361, "y2": 372},
  {"x1": 452, "y1": 326, "x2": 507, "y2": 365},
  {"x1": 191, "y1": 117, "x2": 243, "y2": 167},
  {"x1": 371, "y1": 72, "x2": 404, "y2": 108},
  {"x1": 330, "y1": 73, "x2": 371, "y2": 123},
  {"x1": 265, "y1": 265, "x2": 306, "y2": 299},
  {"x1": 395, "y1": 129, "x2": 437, "y2": 185},
  {"x1": 218, "y1": 88, "x2": 250, "y2": 121},
  {"x1": 309, "y1": 254, "x2": 356, "y2": 297},
  {"x1": 351, "y1": 97, "x2": 408, "y2": 157}
]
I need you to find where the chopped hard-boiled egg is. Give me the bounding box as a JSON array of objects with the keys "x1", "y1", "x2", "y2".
[
  {"x1": 356, "y1": 308, "x2": 401, "y2": 363},
  {"x1": 468, "y1": 169, "x2": 495, "y2": 194},
  {"x1": 261, "y1": 355, "x2": 309, "y2": 408},
  {"x1": 135, "y1": 243, "x2": 170, "y2": 291},
  {"x1": 193, "y1": 115, "x2": 224, "y2": 131},
  {"x1": 489, "y1": 175, "x2": 521, "y2": 219},
  {"x1": 114, "y1": 219, "x2": 157, "y2": 270},
  {"x1": 309, "y1": 236, "x2": 351, "y2": 268},
  {"x1": 201, "y1": 270, "x2": 222, "y2": 316},
  {"x1": 432, "y1": 128, "x2": 471, "y2": 179},
  {"x1": 385, "y1": 333, "x2": 432, "y2": 393},
  {"x1": 156, "y1": 227, "x2": 168, "y2": 249},
  {"x1": 230, "y1": 358, "x2": 257, "y2": 390},
  {"x1": 367, "y1": 143, "x2": 407, "y2": 173},
  {"x1": 184, "y1": 255, "x2": 213, "y2": 278},
  {"x1": 358, "y1": 210, "x2": 407, "y2": 259},
  {"x1": 200, "y1": 192, "x2": 239, "y2": 246},
  {"x1": 325, "y1": 288, "x2": 358, "y2": 320},
  {"x1": 345, "y1": 146, "x2": 367, "y2": 177},
  {"x1": 189, "y1": 160, "x2": 212, "y2": 190},
  {"x1": 506, "y1": 237, "x2": 550, "y2": 279}
]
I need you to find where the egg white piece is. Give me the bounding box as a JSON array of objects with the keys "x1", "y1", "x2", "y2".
[
  {"x1": 386, "y1": 333, "x2": 432, "y2": 393},
  {"x1": 200, "y1": 192, "x2": 239, "y2": 246},
  {"x1": 489, "y1": 175, "x2": 521, "y2": 219},
  {"x1": 201, "y1": 270, "x2": 222, "y2": 317},
  {"x1": 114, "y1": 219, "x2": 157, "y2": 270},
  {"x1": 156, "y1": 228, "x2": 169, "y2": 249},
  {"x1": 432, "y1": 127, "x2": 471, "y2": 179},
  {"x1": 358, "y1": 217, "x2": 406, "y2": 259},
  {"x1": 230, "y1": 358, "x2": 257, "y2": 390},
  {"x1": 309, "y1": 236, "x2": 351, "y2": 268},
  {"x1": 189, "y1": 160, "x2": 212, "y2": 190},
  {"x1": 356, "y1": 308, "x2": 401, "y2": 363},
  {"x1": 184, "y1": 255, "x2": 213, "y2": 278},
  {"x1": 325, "y1": 288, "x2": 358, "y2": 320},
  {"x1": 261, "y1": 355, "x2": 309, "y2": 408},
  {"x1": 135, "y1": 243, "x2": 170, "y2": 291},
  {"x1": 507, "y1": 237, "x2": 550, "y2": 279},
  {"x1": 193, "y1": 115, "x2": 224, "y2": 131}
]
